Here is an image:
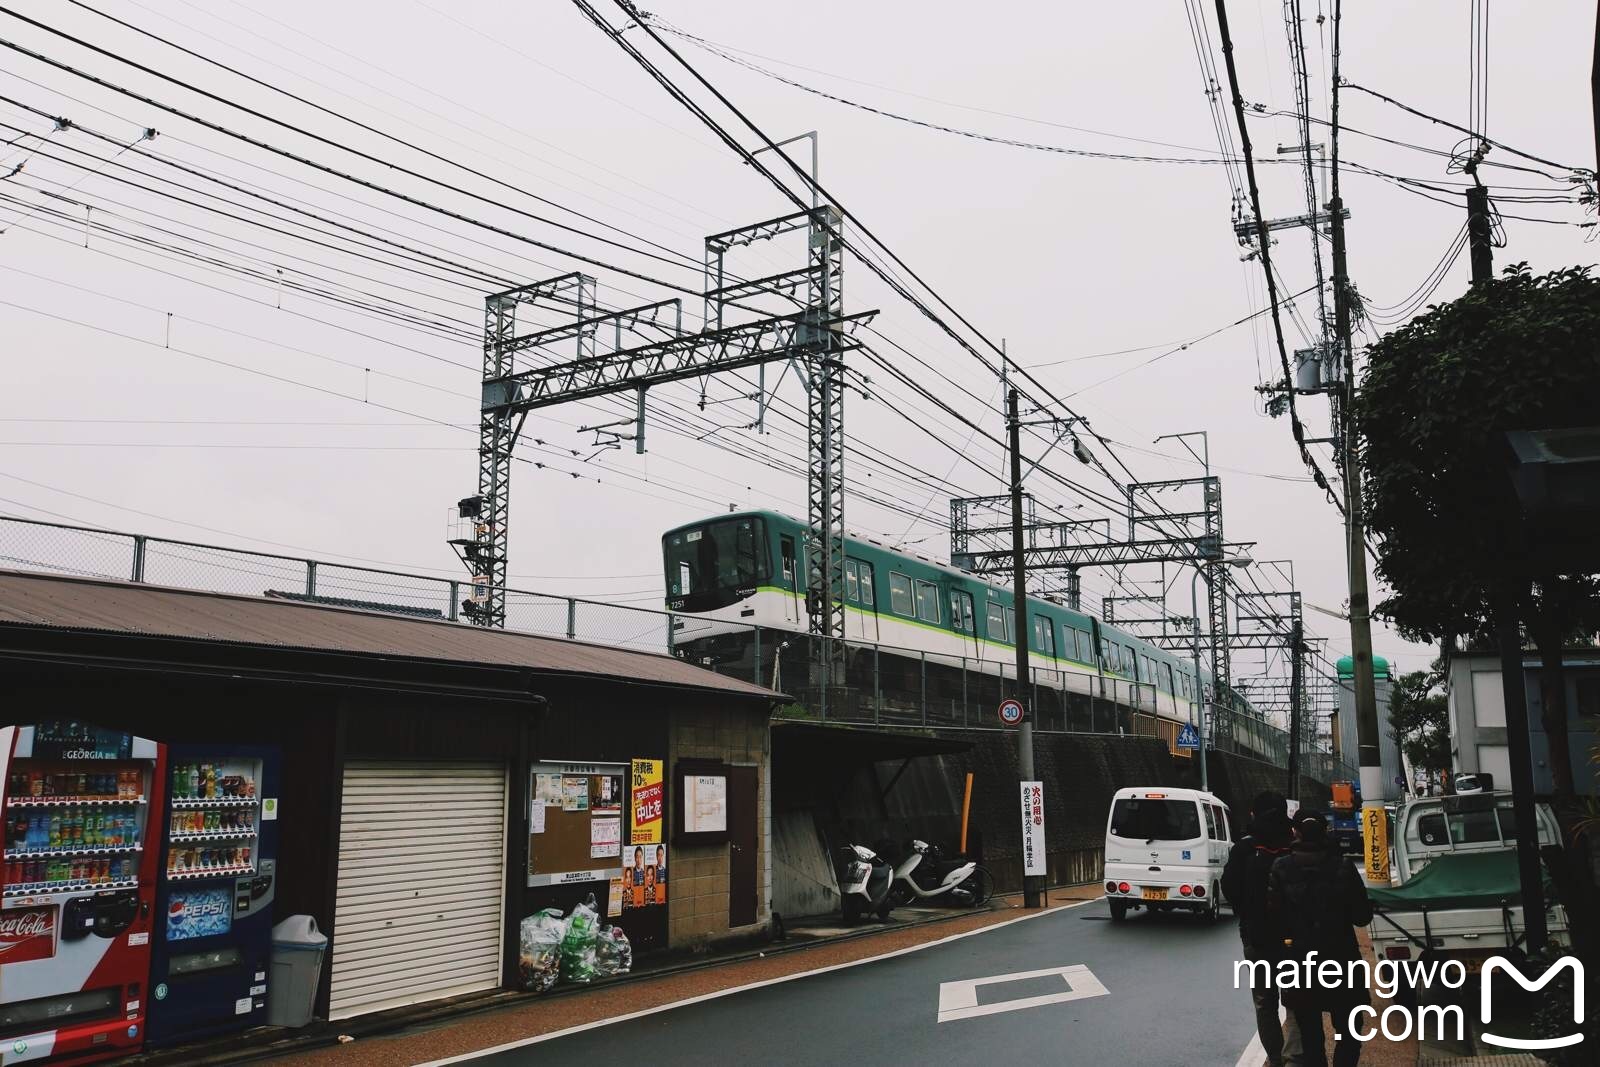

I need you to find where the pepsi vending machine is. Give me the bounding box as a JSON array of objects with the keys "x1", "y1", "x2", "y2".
[
  {"x1": 146, "y1": 745, "x2": 278, "y2": 1046},
  {"x1": 0, "y1": 722, "x2": 166, "y2": 1065}
]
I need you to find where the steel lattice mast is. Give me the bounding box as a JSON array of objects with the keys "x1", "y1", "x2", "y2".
[{"x1": 455, "y1": 209, "x2": 870, "y2": 686}]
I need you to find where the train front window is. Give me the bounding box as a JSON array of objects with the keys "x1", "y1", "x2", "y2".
[{"x1": 664, "y1": 518, "x2": 768, "y2": 596}]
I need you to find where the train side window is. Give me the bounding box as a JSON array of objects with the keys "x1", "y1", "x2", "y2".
[
  {"x1": 779, "y1": 536, "x2": 796, "y2": 588},
  {"x1": 914, "y1": 580, "x2": 941, "y2": 624},
  {"x1": 1033, "y1": 616, "x2": 1055, "y2": 657},
  {"x1": 1162, "y1": 663, "x2": 1175, "y2": 694},
  {"x1": 889, "y1": 572, "x2": 914, "y2": 616},
  {"x1": 844, "y1": 560, "x2": 861, "y2": 602},
  {"x1": 985, "y1": 599, "x2": 1010, "y2": 643},
  {"x1": 858, "y1": 562, "x2": 875, "y2": 608},
  {"x1": 1075, "y1": 630, "x2": 1094, "y2": 665}
]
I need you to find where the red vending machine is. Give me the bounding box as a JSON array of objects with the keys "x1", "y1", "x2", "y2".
[{"x1": 0, "y1": 722, "x2": 166, "y2": 1064}]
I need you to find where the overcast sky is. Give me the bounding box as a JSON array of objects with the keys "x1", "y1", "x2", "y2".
[{"x1": 2, "y1": 0, "x2": 1596, "y2": 707}]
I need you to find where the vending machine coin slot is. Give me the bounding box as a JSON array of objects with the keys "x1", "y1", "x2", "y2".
[
  {"x1": 61, "y1": 896, "x2": 97, "y2": 941},
  {"x1": 92, "y1": 890, "x2": 139, "y2": 939}
]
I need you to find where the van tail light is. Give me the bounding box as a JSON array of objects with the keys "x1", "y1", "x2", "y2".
[
  {"x1": 1179, "y1": 884, "x2": 1193, "y2": 897},
  {"x1": 1117, "y1": 882, "x2": 1130, "y2": 894},
  {"x1": 1384, "y1": 946, "x2": 1412, "y2": 960},
  {"x1": 1105, "y1": 881, "x2": 1118, "y2": 894},
  {"x1": 1192, "y1": 884, "x2": 1206, "y2": 898}
]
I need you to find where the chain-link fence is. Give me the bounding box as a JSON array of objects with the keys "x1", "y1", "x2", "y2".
[{"x1": 0, "y1": 515, "x2": 1349, "y2": 783}]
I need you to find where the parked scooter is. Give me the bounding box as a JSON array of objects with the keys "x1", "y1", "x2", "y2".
[
  {"x1": 889, "y1": 840, "x2": 992, "y2": 907},
  {"x1": 836, "y1": 844, "x2": 895, "y2": 923}
]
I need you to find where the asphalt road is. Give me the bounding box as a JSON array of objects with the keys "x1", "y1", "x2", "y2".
[{"x1": 453, "y1": 899, "x2": 1260, "y2": 1067}]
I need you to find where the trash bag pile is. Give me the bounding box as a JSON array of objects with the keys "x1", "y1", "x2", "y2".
[{"x1": 518, "y1": 894, "x2": 632, "y2": 993}]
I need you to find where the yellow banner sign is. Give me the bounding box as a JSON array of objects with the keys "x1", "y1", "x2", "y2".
[
  {"x1": 630, "y1": 758, "x2": 664, "y2": 845},
  {"x1": 1362, "y1": 804, "x2": 1391, "y2": 884}
]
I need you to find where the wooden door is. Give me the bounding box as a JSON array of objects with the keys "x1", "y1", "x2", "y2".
[{"x1": 727, "y1": 766, "x2": 758, "y2": 927}]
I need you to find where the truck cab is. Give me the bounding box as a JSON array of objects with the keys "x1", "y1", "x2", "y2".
[{"x1": 1103, "y1": 787, "x2": 1230, "y2": 923}]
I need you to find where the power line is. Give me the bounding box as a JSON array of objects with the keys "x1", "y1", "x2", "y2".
[{"x1": 1212, "y1": 0, "x2": 1341, "y2": 512}]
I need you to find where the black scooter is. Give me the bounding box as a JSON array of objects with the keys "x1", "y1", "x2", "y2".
[{"x1": 835, "y1": 843, "x2": 895, "y2": 923}]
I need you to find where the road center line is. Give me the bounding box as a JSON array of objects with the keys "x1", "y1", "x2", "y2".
[{"x1": 415, "y1": 897, "x2": 1103, "y2": 1065}]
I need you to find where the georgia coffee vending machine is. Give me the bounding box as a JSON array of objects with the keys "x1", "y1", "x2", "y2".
[
  {"x1": 0, "y1": 721, "x2": 166, "y2": 1064},
  {"x1": 146, "y1": 744, "x2": 279, "y2": 1046}
]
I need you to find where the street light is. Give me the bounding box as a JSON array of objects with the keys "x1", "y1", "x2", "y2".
[{"x1": 1191, "y1": 555, "x2": 1252, "y2": 792}]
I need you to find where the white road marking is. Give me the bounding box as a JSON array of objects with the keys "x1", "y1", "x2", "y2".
[
  {"x1": 414, "y1": 897, "x2": 1104, "y2": 1065},
  {"x1": 1232, "y1": 1003, "x2": 1287, "y2": 1067},
  {"x1": 936, "y1": 964, "x2": 1108, "y2": 1023}
]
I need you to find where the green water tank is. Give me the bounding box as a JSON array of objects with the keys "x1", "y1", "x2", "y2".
[{"x1": 1336, "y1": 654, "x2": 1391, "y2": 679}]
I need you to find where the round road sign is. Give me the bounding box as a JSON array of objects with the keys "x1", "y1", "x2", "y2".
[{"x1": 998, "y1": 698, "x2": 1025, "y2": 726}]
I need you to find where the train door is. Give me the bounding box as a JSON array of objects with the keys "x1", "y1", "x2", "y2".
[
  {"x1": 857, "y1": 560, "x2": 880, "y2": 643},
  {"x1": 950, "y1": 589, "x2": 978, "y2": 660},
  {"x1": 779, "y1": 534, "x2": 800, "y2": 625}
]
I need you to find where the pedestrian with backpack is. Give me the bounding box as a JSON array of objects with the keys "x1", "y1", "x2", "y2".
[
  {"x1": 1268, "y1": 809, "x2": 1373, "y2": 1067},
  {"x1": 1221, "y1": 790, "x2": 1298, "y2": 1067}
]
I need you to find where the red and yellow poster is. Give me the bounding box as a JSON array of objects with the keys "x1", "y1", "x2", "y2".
[{"x1": 630, "y1": 758, "x2": 663, "y2": 845}]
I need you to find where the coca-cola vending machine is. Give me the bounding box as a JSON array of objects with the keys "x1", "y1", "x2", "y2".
[{"x1": 0, "y1": 722, "x2": 166, "y2": 1064}]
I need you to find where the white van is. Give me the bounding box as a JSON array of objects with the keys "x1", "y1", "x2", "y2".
[{"x1": 1103, "y1": 786, "x2": 1231, "y2": 922}]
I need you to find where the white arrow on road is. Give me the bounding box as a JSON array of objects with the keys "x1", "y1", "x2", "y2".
[{"x1": 937, "y1": 964, "x2": 1109, "y2": 1023}]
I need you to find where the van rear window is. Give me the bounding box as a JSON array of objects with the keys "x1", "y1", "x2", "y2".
[{"x1": 1110, "y1": 798, "x2": 1201, "y2": 841}]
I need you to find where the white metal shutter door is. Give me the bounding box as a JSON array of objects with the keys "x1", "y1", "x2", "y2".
[{"x1": 328, "y1": 761, "x2": 508, "y2": 1020}]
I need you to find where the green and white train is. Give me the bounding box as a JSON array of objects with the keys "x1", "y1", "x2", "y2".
[{"x1": 662, "y1": 510, "x2": 1253, "y2": 731}]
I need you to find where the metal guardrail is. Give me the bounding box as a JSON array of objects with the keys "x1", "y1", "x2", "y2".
[{"x1": 0, "y1": 515, "x2": 1352, "y2": 783}]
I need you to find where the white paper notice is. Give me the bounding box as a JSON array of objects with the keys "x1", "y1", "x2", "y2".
[
  {"x1": 530, "y1": 803, "x2": 546, "y2": 835},
  {"x1": 590, "y1": 816, "x2": 621, "y2": 858}
]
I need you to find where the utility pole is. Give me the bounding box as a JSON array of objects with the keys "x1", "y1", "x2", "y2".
[
  {"x1": 1465, "y1": 184, "x2": 1494, "y2": 284},
  {"x1": 1467, "y1": 178, "x2": 1546, "y2": 949},
  {"x1": 1325, "y1": 0, "x2": 1389, "y2": 886},
  {"x1": 1287, "y1": 618, "x2": 1304, "y2": 801},
  {"x1": 1007, "y1": 368, "x2": 1043, "y2": 910}
]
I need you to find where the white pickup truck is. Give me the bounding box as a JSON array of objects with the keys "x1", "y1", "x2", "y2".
[{"x1": 1367, "y1": 791, "x2": 1570, "y2": 971}]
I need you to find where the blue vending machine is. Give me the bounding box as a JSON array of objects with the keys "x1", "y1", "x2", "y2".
[{"x1": 146, "y1": 744, "x2": 280, "y2": 1046}]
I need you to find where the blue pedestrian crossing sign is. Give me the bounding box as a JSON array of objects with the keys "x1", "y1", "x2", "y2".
[{"x1": 1176, "y1": 723, "x2": 1200, "y2": 750}]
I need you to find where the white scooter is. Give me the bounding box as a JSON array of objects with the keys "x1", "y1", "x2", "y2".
[
  {"x1": 836, "y1": 844, "x2": 896, "y2": 923},
  {"x1": 888, "y1": 840, "x2": 985, "y2": 907}
]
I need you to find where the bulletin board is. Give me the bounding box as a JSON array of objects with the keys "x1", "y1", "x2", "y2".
[
  {"x1": 674, "y1": 758, "x2": 730, "y2": 845},
  {"x1": 527, "y1": 760, "x2": 626, "y2": 887}
]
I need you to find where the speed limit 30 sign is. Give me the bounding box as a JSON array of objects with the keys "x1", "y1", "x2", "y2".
[{"x1": 998, "y1": 699, "x2": 1025, "y2": 726}]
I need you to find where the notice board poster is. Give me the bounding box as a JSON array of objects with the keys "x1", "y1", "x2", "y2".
[
  {"x1": 674, "y1": 759, "x2": 730, "y2": 845},
  {"x1": 527, "y1": 760, "x2": 626, "y2": 887},
  {"x1": 630, "y1": 758, "x2": 664, "y2": 845}
]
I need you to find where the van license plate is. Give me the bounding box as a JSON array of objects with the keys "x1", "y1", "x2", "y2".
[{"x1": 1142, "y1": 888, "x2": 1167, "y2": 901}]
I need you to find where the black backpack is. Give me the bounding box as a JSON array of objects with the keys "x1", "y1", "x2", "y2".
[{"x1": 1272, "y1": 852, "x2": 1353, "y2": 954}]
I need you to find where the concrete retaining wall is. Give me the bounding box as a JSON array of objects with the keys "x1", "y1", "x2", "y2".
[{"x1": 771, "y1": 728, "x2": 1334, "y2": 905}]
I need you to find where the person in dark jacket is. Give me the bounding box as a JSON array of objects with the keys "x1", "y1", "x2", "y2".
[
  {"x1": 1267, "y1": 809, "x2": 1373, "y2": 1067},
  {"x1": 1222, "y1": 790, "x2": 1298, "y2": 1067}
]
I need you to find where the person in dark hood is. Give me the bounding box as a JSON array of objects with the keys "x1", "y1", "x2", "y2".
[
  {"x1": 1268, "y1": 809, "x2": 1373, "y2": 1067},
  {"x1": 1221, "y1": 790, "x2": 1298, "y2": 1067}
]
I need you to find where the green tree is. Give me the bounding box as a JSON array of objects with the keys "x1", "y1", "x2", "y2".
[
  {"x1": 1356, "y1": 263, "x2": 1600, "y2": 798},
  {"x1": 1388, "y1": 667, "x2": 1450, "y2": 784}
]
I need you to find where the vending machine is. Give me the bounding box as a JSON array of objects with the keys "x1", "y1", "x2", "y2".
[
  {"x1": 146, "y1": 745, "x2": 279, "y2": 1046},
  {"x1": 0, "y1": 722, "x2": 166, "y2": 1065}
]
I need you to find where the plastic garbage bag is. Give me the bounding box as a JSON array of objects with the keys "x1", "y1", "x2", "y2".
[
  {"x1": 560, "y1": 894, "x2": 601, "y2": 984},
  {"x1": 518, "y1": 907, "x2": 567, "y2": 993},
  {"x1": 594, "y1": 924, "x2": 633, "y2": 978}
]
